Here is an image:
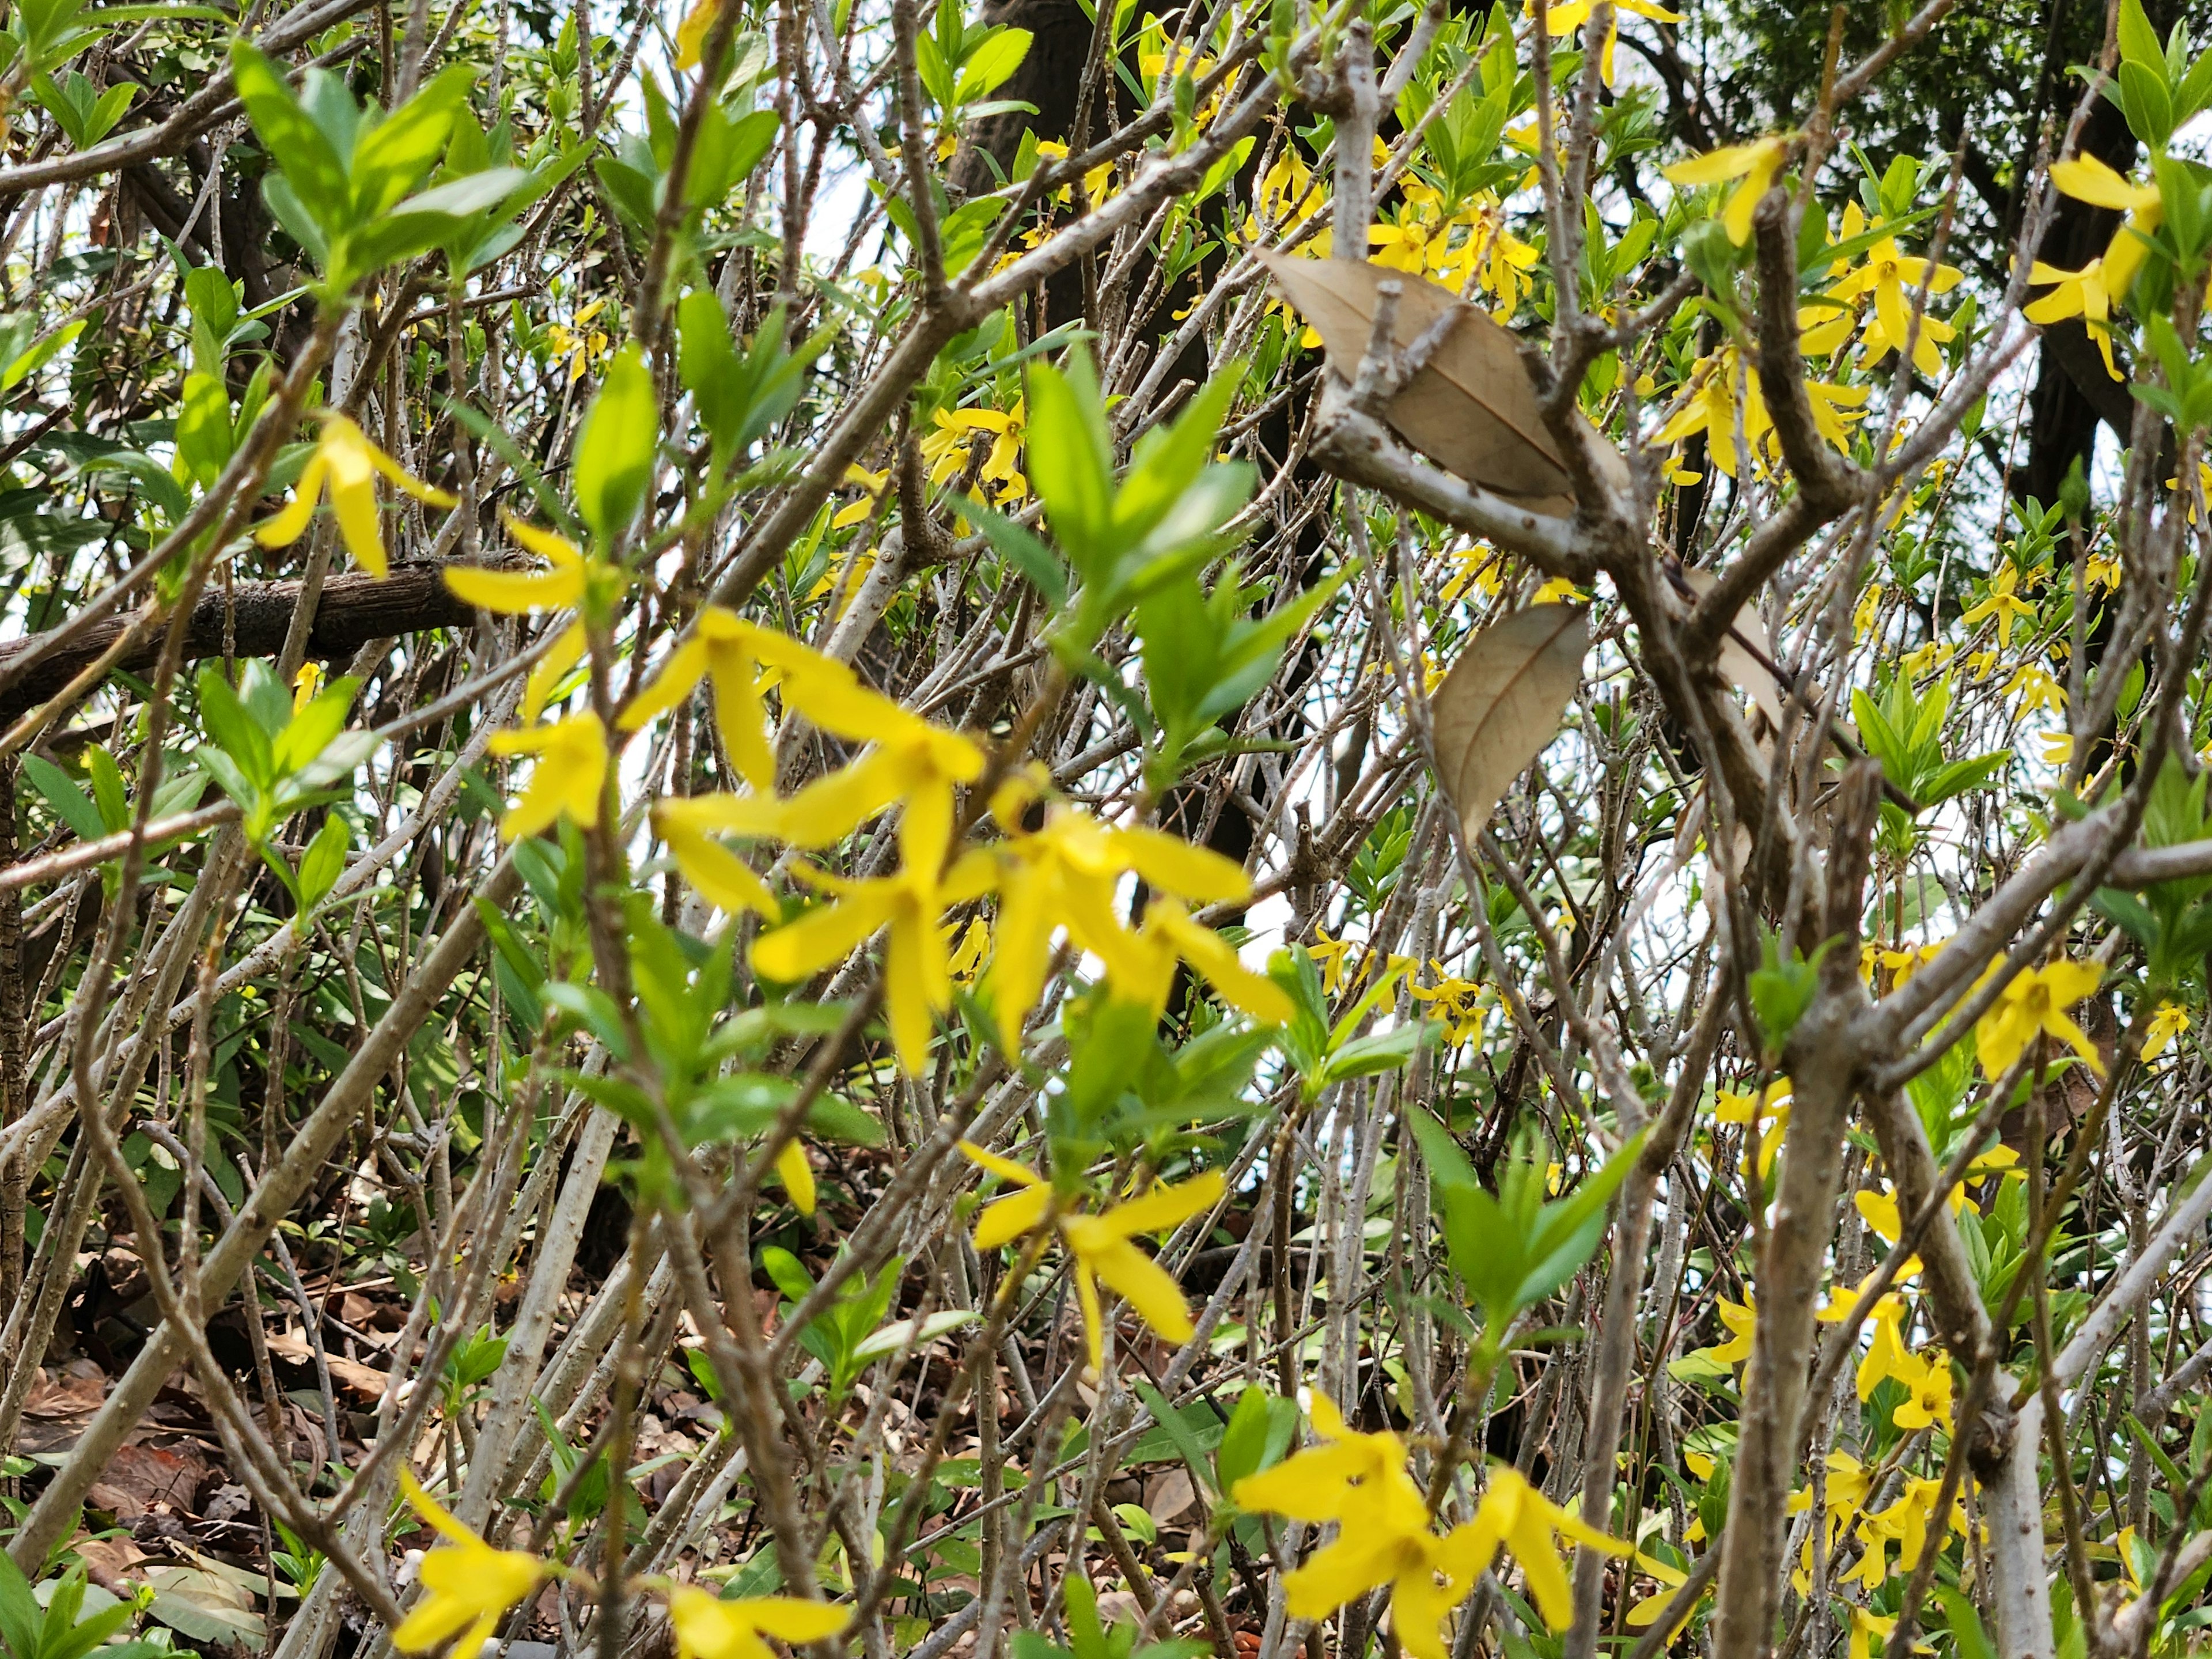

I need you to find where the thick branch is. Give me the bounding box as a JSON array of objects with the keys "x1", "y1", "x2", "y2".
[{"x1": 0, "y1": 562, "x2": 478, "y2": 713}]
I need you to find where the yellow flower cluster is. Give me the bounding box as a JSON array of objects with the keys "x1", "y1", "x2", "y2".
[
  {"x1": 1233, "y1": 1393, "x2": 1631, "y2": 1650},
  {"x1": 961, "y1": 1143, "x2": 1223, "y2": 1370},
  {"x1": 389, "y1": 1471, "x2": 853, "y2": 1659}
]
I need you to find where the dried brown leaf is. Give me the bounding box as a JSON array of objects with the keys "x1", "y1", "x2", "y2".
[
  {"x1": 1682, "y1": 569, "x2": 1787, "y2": 730},
  {"x1": 1253, "y1": 253, "x2": 1616, "y2": 512},
  {"x1": 1430, "y1": 603, "x2": 1590, "y2": 836}
]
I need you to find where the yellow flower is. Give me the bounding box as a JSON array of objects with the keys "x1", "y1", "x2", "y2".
[
  {"x1": 773, "y1": 1141, "x2": 815, "y2": 1215},
  {"x1": 946, "y1": 915, "x2": 989, "y2": 983},
  {"x1": 2051, "y1": 154, "x2": 2162, "y2": 301},
  {"x1": 1528, "y1": 0, "x2": 1683, "y2": 86},
  {"x1": 666, "y1": 1586, "x2": 850, "y2": 1659},
  {"x1": 256, "y1": 415, "x2": 457, "y2": 578},
  {"x1": 753, "y1": 849, "x2": 998, "y2": 1074},
  {"x1": 1702, "y1": 1294, "x2": 1756, "y2": 1366},
  {"x1": 1854, "y1": 1296, "x2": 1955, "y2": 1428},
  {"x1": 2145, "y1": 999, "x2": 2191, "y2": 1061},
  {"x1": 522, "y1": 622, "x2": 586, "y2": 724},
  {"x1": 546, "y1": 299, "x2": 609, "y2": 384},
  {"x1": 1236, "y1": 1397, "x2": 1628, "y2": 1647},
  {"x1": 672, "y1": 0, "x2": 722, "y2": 70},
  {"x1": 754, "y1": 675, "x2": 987, "y2": 877},
  {"x1": 489, "y1": 711, "x2": 608, "y2": 840},
  {"x1": 1655, "y1": 350, "x2": 1862, "y2": 478},
  {"x1": 1117, "y1": 897, "x2": 1295, "y2": 1025},
  {"x1": 654, "y1": 794, "x2": 781, "y2": 921},
  {"x1": 1407, "y1": 970, "x2": 1489, "y2": 1044},
  {"x1": 1959, "y1": 562, "x2": 2035, "y2": 647},
  {"x1": 832, "y1": 465, "x2": 888, "y2": 530},
  {"x1": 1435, "y1": 1467, "x2": 1634, "y2": 1635},
  {"x1": 984, "y1": 801, "x2": 1255, "y2": 1049},
  {"x1": 1825, "y1": 222, "x2": 1963, "y2": 377},
  {"x1": 1975, "y1": 959, "x2": 2104, "y2": 1078},
  {"x1": 1889, "y1": 1347, "x2": 1955, "y2": 1430},
  {"x1": 1713, "y1": 1078, "x2": 1790, "y2": 1176},
  {"x1": 922, "y1": 400, "x2": 1027, "y2": 499},
  {"x1": 1309, "y1": 926, "x2": 1360, "y2": 995},
  {"x1": 290, "y1": 662, "x2": 323, "y2": 714},
  {"x1": 2027, "y1": 260, "x2": 2122, "y2": 379},
  {"x1": 2005, "y1": 663, "x2": 2066, "y2": 716},
  {"x1": 959, "y1": 1144, "x2": 1224, "y2": 1370},
  {"x1": 619, "y1": 608, "x2": 795, "y2": 791},
  {"x1": 1664, "y1": 137, "x2": 1790, "y2": 246},
  {"x1": 391, "y1": 1471, "x2": 544, "y2": 1655},
  {"x1": 446, "y1": 516, "x2": 589, "y2": 613}
]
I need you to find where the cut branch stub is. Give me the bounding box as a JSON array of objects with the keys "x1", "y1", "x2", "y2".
[
  {"x1": 1430, "y1": 602, "x2": 1590, "y2": 838},
  {"x1": 1255, "y1": 251, "x2": 1582, "y2": 511}
]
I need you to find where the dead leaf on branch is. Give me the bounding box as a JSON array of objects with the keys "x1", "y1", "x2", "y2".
[
  {"x1": 1680, "y1": 567, "x2": 1788, "y2": 730},
  {"x1": 1430, "y1": 603, "x2": 1591, "y2": 838},
  {"x1": 1253, "y1": 253, "x2": 1622, "y2": 513}
]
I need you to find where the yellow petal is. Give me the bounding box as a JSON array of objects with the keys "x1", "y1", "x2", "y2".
[
  {"x1": 973, "y1": 1181, "x2": 1054, "y2": 1250},
  {"x1": 1145, "y1": 901, "x2": 1294, "y2": 1024},
  {"x1": 2052, "y1": 154, "x2": 2156, "y2": 211},
  {"x1": 774, "y1": 1138, "x2": 815, "y2": 1215},
  {"x1": 957, "y1": 1140, "x2": 1046, "y2": 1187},
  {"x1": 523, "y1": 620, "x2": 589, "y2": 724},
  {"x1": 1111, "y1": 824, "x2": 1252, "y2": 902},
  {"x1": 255, "y1": 453, "x2": 328, "y2": 550},
  {"x1": 445, "y1": 564, "x2": 586, "y2": 612},
  {"x1": 660, "y1": 818, "x2": 780, "y2": 919},
  {"x1": 1100, "y1": 1171, "x2": 1225, "y2": 1238},
  {"x1": 753, "y1": 884, "x2": 897, "y2": 983},
  {"x1": 737, "y1": 1600, "x2": 852, "y2": 1643},
  {"x1": 1074, "y1": 1232, "x2": 1195, "y2": 1344},
  {"x1": 619, "y1": 637, "x2": 711, "y2": 733}
]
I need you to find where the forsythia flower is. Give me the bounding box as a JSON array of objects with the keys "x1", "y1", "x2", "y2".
[
  {"x1": 922, "y1": 401, "x2": 1028, "y2": 500},
  {"x1": 1700, "y1": 1294, "x2": 1757, "y2": 1366},
  {"x1": 446, "y1": 516, "x2": 589, "y2": 613},
  {"x1": 1975, "y1": 959, "x2": 2104, "y2": 1078},
  {"x1": 490, "y1": 711, "x2": 609, "y2": 840},
  {"x1": 1714, "y1": 1078, "x2": 1790, "y2": 1176},
  {"x1": 666, "y1": 1586, "x2": 850, "y2": 1659},
  {"x1": 1664, "y1": 137, "x2": 1790, "y2": 246},
  {"x1": 546, "y1": 299, "x2": 609, "y2": 383},
  {"x1": 1119, "y1": 897, "x2": 1295, "y2": 1024},
  {"x1": 2145, "y1": 999, "x2": 2191, "y2": 1061},
  {"x1": 755, "y1": 671, "x2": 986, "y2": 876},
  {"x1": 753, "y1": 850, "x2": 997, "y2": 1074},
  {"x1": 1654, "y1": 349, "x2": 1864, "y2": 479},
  {"x1": 984, "y1": 800, "x2": 1259, "y2": 1048},
  {"x1": 1528, "y1": 0, "x2": 1683, "y2": 87},
  {"x1": 1959, "y1": 562, "x2": 2035, "y2": 647},
  {"x1": 1824, "y1": 216, "x2": 1962, "y2": 376},
  {"x1": 2005, "y1": 663, "x2": 2066, "y2": 716},
  {"x1": 1236, "y1": 1396, "x2": 1630, "y2": 1645},
  {"x1": 673, "y1": 0, "x2": 724, "y2": 70},
  {"x1": 257, "y1": 415, "x2": 456, "y2": 578},
  {"x1": 619, "y1": 607, "x2": 797, "y2": 791},
  {"x1": 2025, "y1": 259, "x2": 2123, "y2": 379},
  {"x1": 960, "y1": 1143, "x2": 1224, "y2": 1370},
  {"x1": 2051, "y1": 154, "x2": 2162, "y2": 301},
  {"x1": 653, "y1": 794, "x2": 780, "y2": 921},
  {"x1": 391, "y1": 1471, "x2": 544, "y2": 1655}
]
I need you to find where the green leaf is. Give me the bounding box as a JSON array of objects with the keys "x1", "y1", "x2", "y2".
[
  {"x1": 954, "y1": 26, "x2": 1030, "y2": 101},
  {"x1": 573, "y1": 343, "x2": 657, "y2": 543},
  {"x1": 1025, "y1": 356, "x2": 1114, "y2": 569},
  {"x1": 229, "y1": 44, "x2": 349, "y2": 223},
  {"x1": 21, "y1": 753, "x2": 105, "y2": 842},
  {"x1": 297, "y1": 815, "x2": 350, "y2": 912}
]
